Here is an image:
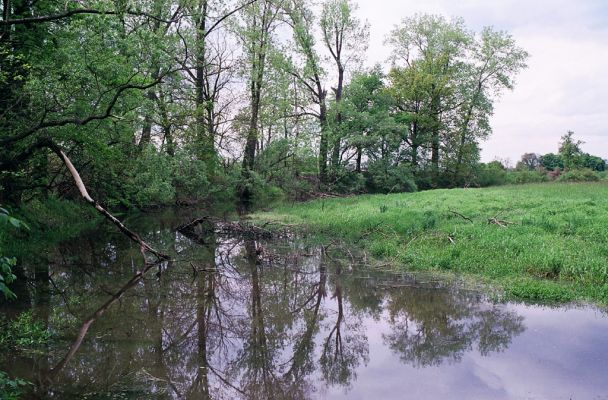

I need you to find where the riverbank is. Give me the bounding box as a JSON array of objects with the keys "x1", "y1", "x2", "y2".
[{"x1": 254, "y1": 182, "x2": 608, "y2": 305}]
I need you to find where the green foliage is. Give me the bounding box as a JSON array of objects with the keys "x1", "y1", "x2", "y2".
[
  {"x1": 172, "y1": 150, "x2": 211, "y2": 202},
  {"x1": 0, "y1": 312, "x2": 52, "y2": 350},
  {"x1": 0, "y1": 256, "x2": 17, "y2": 300},
  {"x1": 558, "y1": 131, "x2": 584, "y2": 170},
  {"x1": 330, "y1": 168, "x2": 367, "y2": 194},
  {"x1": 0, "y1": 371, "x2": 31, "y2": 400},
  {"x1": 127, "y1": 146, "x2": 176, "y2": 208},
  {"x1": 475, "y1": 162, "x2": 507, "y2": 187},
  {"x1": 0, "y1": 208, "x2": 29, "y2": 299},
  {"x1": 540, "y1": 153, "x2": 564, "y2": 171},
  {"x1": 557, "y1": 169, "x2": 601, "y2": 182},
  {"x1": 385, "y1": 15, "x2": 528, "y2": 188},
  {"x1": 505, "y1": 170, "x2": 548, "y2": 184},
  {"x1": 366, "y1": 160, "x2": 417, "y2": 193},
  {"x1": 580, "y1": 154, "x2": 606, "y2": 172},
  {"x1": 238, "y1": 169, "x2": 285, "y2": 205},
  {"x1": 257, "y1": 182, "x2": 608, "y2": 305}
]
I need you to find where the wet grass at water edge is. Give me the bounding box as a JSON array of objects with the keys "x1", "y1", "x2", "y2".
[{"x1": 254, "y1": 183, "x2": 608, "y2": 305}]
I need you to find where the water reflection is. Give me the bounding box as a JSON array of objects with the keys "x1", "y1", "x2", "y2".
[{"x1": 2, "y1": 212, "x2": 607, "y2": 399}]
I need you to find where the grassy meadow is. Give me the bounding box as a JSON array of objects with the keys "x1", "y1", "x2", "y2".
[{"x1": 256, "y1": 183, "x2": 608, "y2": 305}]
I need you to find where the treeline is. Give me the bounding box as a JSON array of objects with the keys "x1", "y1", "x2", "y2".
[
  {"x1": 477, "y1": 132, "x2": 607, "y2": 187},
  {"x1": 0, "y1": 0, "x2": 529, "y2": 208}
]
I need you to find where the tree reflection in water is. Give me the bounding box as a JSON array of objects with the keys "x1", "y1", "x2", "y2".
[{"x1": 1, "y1": 214, "x2": 526, "y2": 399}]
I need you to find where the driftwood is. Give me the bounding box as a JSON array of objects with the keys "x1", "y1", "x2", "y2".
[
  {"x1": 50, "y1": 144, "x2": 169, "y2": 261},
  {"x1": 177, "y1": 217, "x2": 289, "y2": 242}
]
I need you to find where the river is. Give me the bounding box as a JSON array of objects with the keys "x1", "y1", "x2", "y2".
[{"x1": 2, "y1": 209, "x2": 608, "y2": 399}]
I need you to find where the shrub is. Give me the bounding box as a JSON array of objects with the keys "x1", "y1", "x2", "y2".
[
  {"x1": 558, "y1": 169, "x2": 601, "y2": 182},
  {"x1": 0, "y1": 208, "x2": 30, "y2": 299},
  {"x1": 172, "y1": 150, "x2": 210, "y2": 203},
  {"x1": 476, "y1": 162, "x2": 507, "y2": 187},
  {"x1": 365, "y1": 160, "x2": 417, "y2": 193},
  {"x1": 0, "y1": 312, "x2": 51, "y2": 350},
  {"x1": 505, "y1": 170, "x2": 548, "y2": 184},
  {"x1": 0, "y1": 371, "x2": 30, "y2": 400}
]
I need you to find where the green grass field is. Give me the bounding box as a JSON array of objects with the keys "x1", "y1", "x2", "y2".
[{"x1": 256, "y1": 183, "x2": 608, "y2": 305}]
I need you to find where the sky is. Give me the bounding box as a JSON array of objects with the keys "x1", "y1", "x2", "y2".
[{"x1": 352, "y1": 0, "x2": 608, "y2": 163}]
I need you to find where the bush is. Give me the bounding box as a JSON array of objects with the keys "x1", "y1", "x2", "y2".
[
  {"x1": 365, "y1": 160, "x2": 417, "y2": 193},
  {"x1": 125, "y1": 145, "x2": 176, "y2": 208},
  {"x1": 558, "y1": 169, "x2": 601, "y2": 182},
  {"x1": 172, "y1": 149, "x2": 210, "y2": 203},
  {"x1": 237, "y1": 169, "x2": 285, "y2": 205},
  {"x1": 476, "y1": 162, "x2": 507, "y2": 187},
  {"x1": 0, "y1": 312, "x2": 51, "y2": 350},
  {"x1": 0, "y1": 371, "x2": 30, "y2": 400},
  {"x1": 0, "y1": 208, "x2": 30, "y2": 299},
  {"x1": 331, "y1": 168, "x2": 367, "y2": 194},
  {"x1": 505, "y1": 170, "x2": 548, "y2": 184}
]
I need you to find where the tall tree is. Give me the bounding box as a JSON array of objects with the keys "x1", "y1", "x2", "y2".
[
  {"x1": 452, "y1": 27, "x2": 528, "y2": 183},
  {"x1": 319, "y1": 0, "x2": 368, "y2": 176},
  {"x1": 239, "y1": 0, "x2": 281, "y2": 189},
  {"x1": 387, "y1": 15, "x2": 471, "y2": 186},
  {"x1": 283, "y1": 0, "x2": 331, "y2": 182}
]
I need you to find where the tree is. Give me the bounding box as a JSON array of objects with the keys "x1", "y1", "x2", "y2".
[
  {"x1": 238, "y1": 0, "x2": 281, "y2": 196},
  {"x1": 539, "y1": 153, "x2": 563, "y2": 171},
  {"x1": 319, "y1": 0, "x2": 369, "y2": 176},
  {"x1": 581, "y1": 154, "x2": 606, "y2": 172},
  {"x1": 517, "y1": 153, "x2": 540, "y2": 170},
  {"x1": 452, "y1": 27, "x2": 528, "y2": 184},
  {"x1": 387, "y1": 15, "x2": 471, "y2": 186},
  {"x1": 385, "y1": 15, "x2": 527, "y2": 187},
  {"x1": 340, "y1": 68, "x2": 394, "y2": 173},
  {"x1": 558, "y1": 131, "x2": 584, "y2": 170},
  {"x1": 283, "y1": 0, "x2": 331, "y2": 182}
]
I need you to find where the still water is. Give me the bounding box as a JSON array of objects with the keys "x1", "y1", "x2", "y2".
[{"x1": 2, "y1": 210, "x2": 608, "y2": 399}]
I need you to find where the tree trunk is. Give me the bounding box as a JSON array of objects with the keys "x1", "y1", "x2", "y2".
[
  {"x1": 50, "y1": 144, "x2": 169, "y2": 261},
  {"x1": 331, "y1": 67, "x2": 344, "y2": 175}
]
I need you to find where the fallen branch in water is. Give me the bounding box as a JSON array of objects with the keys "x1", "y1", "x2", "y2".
[
  {"x1": 177, "y1": 217, "x2": 290, "y2": 241},
  {"x1": 48, "y1": 143, "x2": 169, "y2": 262}
]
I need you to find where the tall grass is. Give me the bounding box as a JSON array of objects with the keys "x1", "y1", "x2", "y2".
[{"x1": 257, "y1": 183, "x2": 608, "y2": 304}]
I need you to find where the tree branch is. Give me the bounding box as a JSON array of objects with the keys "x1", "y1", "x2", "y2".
[{"x1": 0, "y1": 8, "x2": 179, "y2": 26}]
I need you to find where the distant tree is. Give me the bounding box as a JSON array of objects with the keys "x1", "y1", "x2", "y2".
[
  {"x1": 487, "y1": 160, "x2": 506, "y2": 170},
  {"x1": 558, "y1": 131, "x2": 584, "y2": 170},
  {"x1": 580, "y1": 154, "x2": 606, "y2": 172},
  {"x1": 517, "y1": 153, "x2": 540, "y2": 170},
  {"x1": 539, "y1": 153, "x2": 564, "y2": 171}
]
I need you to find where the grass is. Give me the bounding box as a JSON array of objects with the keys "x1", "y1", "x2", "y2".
[{"x1": 255, "y1": 183, "x2": 608, "y2": 305}]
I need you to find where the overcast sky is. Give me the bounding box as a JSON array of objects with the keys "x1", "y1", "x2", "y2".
[{"x1": 352, "y1": 0, "x2": 608, "y2": 163}]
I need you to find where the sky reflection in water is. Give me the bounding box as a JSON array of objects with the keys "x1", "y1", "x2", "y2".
[{"x1": 3, "y1": 211, "x2": 608, "y2": 400}]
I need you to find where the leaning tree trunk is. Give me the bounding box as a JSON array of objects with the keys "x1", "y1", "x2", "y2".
[{"x1": 49, "y1": 144, "x2": 169, "y2": 261}]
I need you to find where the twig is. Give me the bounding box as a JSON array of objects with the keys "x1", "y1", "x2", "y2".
[{"x1": 448, "y1": 209, "x2": 473, "y2": 223}]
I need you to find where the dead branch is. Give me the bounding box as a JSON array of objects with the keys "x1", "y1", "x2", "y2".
[
  {"x1": 487, "y1": 216, "x2": 516, "y2": 228},
  {"x1": 448, "y1": 209, "x2": 473, "y2": 223},
  {"x1": 49, "y1": 144, "x2": 169, "y2": 261}
]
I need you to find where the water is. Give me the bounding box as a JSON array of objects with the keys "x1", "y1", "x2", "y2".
[{"x1": 2, "y1": 210, "x2": 608, "y2": 400}]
